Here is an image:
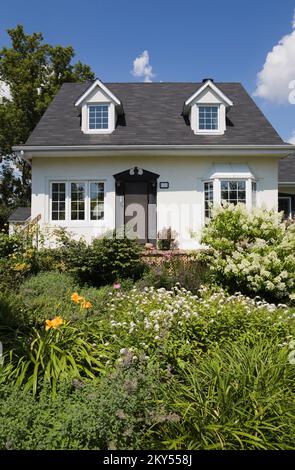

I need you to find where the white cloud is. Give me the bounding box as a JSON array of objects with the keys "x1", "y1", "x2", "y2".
[
  {"x1": 131, "y1": 50, "x2": 154, "y2": 82},
  {"x1": 288, "y1": 130, "x2": 295, "y2": 144},
  {"x1": 254, "y1": 9, "x2": 295, "y2": 103}
]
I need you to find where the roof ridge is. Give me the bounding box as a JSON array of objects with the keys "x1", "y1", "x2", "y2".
[{"x1": 60, "y1": 81, "x2": 243, "y2": 85}]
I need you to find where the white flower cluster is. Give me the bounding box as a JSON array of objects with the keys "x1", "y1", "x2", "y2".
[
  {"x1": 202, "y1": 204, "x2": 295, "y2": 301},
  {"x1": 99, "y1": 285, "x2": 293, "y2": 354}
]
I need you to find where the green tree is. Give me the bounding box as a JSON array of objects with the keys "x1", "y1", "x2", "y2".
[{"x1": 0, "y1": 25, "x2": 95, "y2": 207}]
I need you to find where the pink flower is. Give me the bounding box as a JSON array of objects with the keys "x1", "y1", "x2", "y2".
[{"x1": 113, "y1": 282, "x2": 121, "y2": 289}]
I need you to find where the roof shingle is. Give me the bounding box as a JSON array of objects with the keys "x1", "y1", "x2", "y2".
[
  {"x1": 25, "y1": 82, "x2": 285, "y2": 146},
  {"x1": 279, "y1": 154, "x2": 295, "y2": 183},
  {"x1": 8, "y1": 207, "x2": 31, "y2": 222}
]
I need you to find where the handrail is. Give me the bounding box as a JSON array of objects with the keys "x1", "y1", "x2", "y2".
[
  {"x1": 22, "y1": 213, "x2": 41, "y2": 247},
  {"x1": 29, "y1": 214, "x2": 41, "y2": 226}
]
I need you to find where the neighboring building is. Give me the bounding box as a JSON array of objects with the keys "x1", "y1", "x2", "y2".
[
  {"x1": 8, "y1": 207, "x2": 31, "y2": 234},
  {"x1": 13, "y1": 79, "x2": 294, "y2": 248},
  {"x1": 278, "y1": 154, "x2": 295, "y2": 219}
]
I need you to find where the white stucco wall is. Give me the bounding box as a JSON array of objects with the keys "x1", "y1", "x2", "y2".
[{"x1": 31, "y1": 155, "x2": 279, "y2": 249}]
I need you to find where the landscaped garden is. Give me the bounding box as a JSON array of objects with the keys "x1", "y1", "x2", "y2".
[{"x1": 0, "y1": 204, "x2": 295, "y2": 450}]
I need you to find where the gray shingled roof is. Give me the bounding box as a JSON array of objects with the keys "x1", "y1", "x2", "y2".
[
  {"x1": 8, "y1": 207, "x2": 31, "y2": 222},
  {"x1": 24, "y1": 82, "x2": 285, "y2": 146},
  {"x1": 279, "y1": 154, "x2": 295, "y2": 183}
]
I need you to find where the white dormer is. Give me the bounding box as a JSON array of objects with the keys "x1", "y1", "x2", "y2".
[
  {"x1": 75, "y1": 79, "x2": 122, "y2": 134},
  {"x1": 183, "y1": 79, "x2": 233, "y2": 135}
]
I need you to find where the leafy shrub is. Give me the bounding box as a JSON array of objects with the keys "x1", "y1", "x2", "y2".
[
  {"x1": 0, "y1": 291, "x2": 26, "y2": 345},
  {"x1": 201, "y1": 204, "x2": 295, "y2": 302},
  {"x1": 20, "y1": 271, "x2": 76, "y2": 301},
  {"x1": 0, "y1": 230, "x2": 23, "y2": 258},
  {"x1": 0, "y1": 205, "x2": 12, "y2": 231},
  {"x1": 156, "y1": 337, "x2": 295, "y2": 450},
  {"x1": 59, "y1": 234, "x2": 145, "y2": 286},
  {"x1": 17, "y1": 271, "x2": 76, "y2": 323},
  {"x1": 0, "y1": 362, "x2": 163, "y2": 450},
  {"x1": 0, "y1": 231, "x2": 39, "y2": 289}
]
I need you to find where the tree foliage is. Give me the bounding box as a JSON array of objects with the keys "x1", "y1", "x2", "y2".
[{"x1": 0, "y1": 25, "x2": 95, "y2": 207}]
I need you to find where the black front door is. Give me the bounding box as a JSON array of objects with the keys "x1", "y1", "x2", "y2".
[
  {"x1": 124, "y1": 182, "x2": 148, "y2": 243},
  {"x1": 114, "y1": 167, "x2": 159, "y2": 245}
]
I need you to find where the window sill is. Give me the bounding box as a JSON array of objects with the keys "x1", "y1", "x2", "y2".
[
  {"x1": 195, "y1": 129, "x2": 224, "y2": 135},
  {"x1": 49, "y1": 221, "x2": 106, "y2": 227},
  {"x1": 81, "y1": 128, "x2": 113, "y2": 135}
]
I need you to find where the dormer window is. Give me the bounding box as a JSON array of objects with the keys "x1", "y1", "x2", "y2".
[
  {"x1": 198, "y1": 105, "x2": 219, "y2": 131},
  {"x1": 88, "y1": 104, "x2": 109, "y2": 130},
  {"x1": 75, "y1": 79, "x2": 122, "y2": 135},
  {"x1": 183, "y1": 79, "x2": 233, "y2": 136}
]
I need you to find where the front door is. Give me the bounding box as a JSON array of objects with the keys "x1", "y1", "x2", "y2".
[
  {"x1": 114, "y1": 167, "x2": 159, "y2": 245},
  {"x1": 124, "y1": 181, "x2": 148, "y2": 243}
]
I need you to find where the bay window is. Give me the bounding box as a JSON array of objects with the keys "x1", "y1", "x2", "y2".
[
  {"x1": 220, "y1": 180, "x2": 246, "y2": 205},
  {"x1": 203, "y1": 178, "x2": 257, "y2": 219},
  {"x1": 204, "y1": 181, "x2": 214, "y2": 219}
]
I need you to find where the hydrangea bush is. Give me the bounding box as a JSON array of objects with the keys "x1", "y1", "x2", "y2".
[{"x1": 201, "y1": 204, "x2": 295, "y2": 302}]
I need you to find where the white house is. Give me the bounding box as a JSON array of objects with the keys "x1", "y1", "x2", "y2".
[{"x1": 13, "y1": 78, "x2": 295, "y2": 249}]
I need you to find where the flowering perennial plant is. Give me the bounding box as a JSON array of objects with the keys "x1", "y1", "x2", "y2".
[
  {"x1": 94, "y1": 284, "x2": 294, "y2": 364},
  {"x1": 201, "y1": 204, "x2": 295, "y2": 302},
  {"x1": 71, "y1": 292, "x2": 92, "y2": 309},
  {"x1": 45, "y1": 316, "x2": 64, "y2": 331}
]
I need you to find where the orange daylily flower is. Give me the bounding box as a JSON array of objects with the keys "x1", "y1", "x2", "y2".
[
  {"x1": 45, "y1": 316, "x2": 64, "y2": 331},
  {"x1": 81, "y1": 300, "x2": 92, "y2": 309},
  {"x1": 71, "y1": 292, "x2": 84, "y2": 303}
]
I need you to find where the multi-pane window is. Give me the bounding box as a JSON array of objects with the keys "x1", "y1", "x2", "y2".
[
  {"x1": 51, "y1": 182, "x2": 66, "y2": 220},
  {"x1": 204, "y1": 181, "x2": 214, "y2": 218},
  {"x1": 199, "y1": 106, "x2": 218, "y2": 130},
  {"x1": 221, "y1": 180, "x2": 246, "y2": 205},
  {"x1": 51, "y1": 181, "x2": 105, "y2": 222},
  {"x1": 71, "y1": 183, "x2": 85, "y2": 220},
  {"x1": 88, "y1": 104, "x2": 109, "y2": 129},
  {"x1": 90, "y1": 182, "x2": 104, "y2": 220}
]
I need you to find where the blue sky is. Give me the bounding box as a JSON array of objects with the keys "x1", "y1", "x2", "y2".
[{"x1": 1, "y1": 0, "x2": 295, "y2": 142}]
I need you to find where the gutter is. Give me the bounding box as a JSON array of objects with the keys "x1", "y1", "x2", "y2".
[{"x1": 12, "y1": 144, "x2": 295, "y2": 160}]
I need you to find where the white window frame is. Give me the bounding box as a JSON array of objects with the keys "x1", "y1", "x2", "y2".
[
  {"x1": 203, "y1": 180, "x2": 214, "y2": 220},
  {"x1": 70, "y1": 181, "x2": 86, "y2": 221},
  {"x1": 87, "y1": 103, "x2": 110, "y2": 133},
  {"x1": 197, "y1": 104, "x2": 219, "y2": 132},
  {"x1": 49, "y1": 180, "x2": 105, "y2": 225},
  {"x1": 203, "y1": 177, "x2": 257, "y2": 222},
  {"x1": 220, "y1": 179, "x2": 247, "y2": 206},
  {"x1": 50, "y1": 181, "x2": 66, "y2": 222},
  {"x1": 89, "y1": 181, "x2": 105, "y2": 221}
]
